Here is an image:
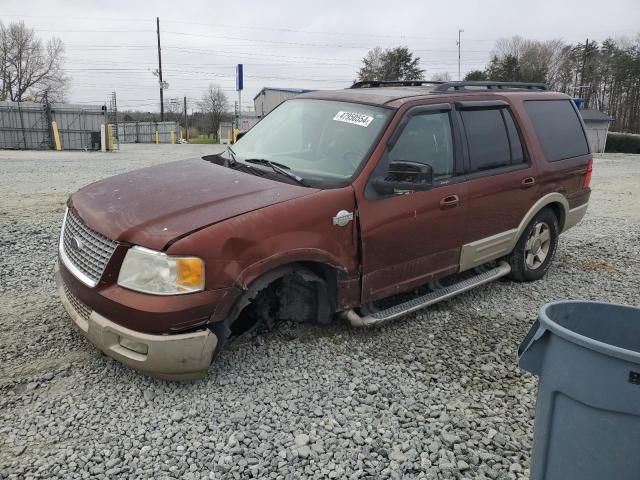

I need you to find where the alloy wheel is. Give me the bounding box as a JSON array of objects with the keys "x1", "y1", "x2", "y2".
[{"x1": 525, "y1": 221, "x2": 551, "y2": 270}]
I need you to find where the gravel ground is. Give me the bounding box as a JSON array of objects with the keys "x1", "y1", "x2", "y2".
[{"x1": 0, "y1": 147, "x2": 639, "y2": 479}]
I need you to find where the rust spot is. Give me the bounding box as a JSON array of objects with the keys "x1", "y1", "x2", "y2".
[{"x1": 582, "y1": 261, "x2": 612, "y2": 271}]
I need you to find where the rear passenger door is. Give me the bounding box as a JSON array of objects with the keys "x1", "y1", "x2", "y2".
[{"x1": 456, "y1": 101, "x2": 539, "y2": 270}]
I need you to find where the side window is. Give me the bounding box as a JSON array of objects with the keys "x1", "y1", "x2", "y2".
[
  {"x1": 524, "y1": 99, "x2": 590, "y2": 161},
  {"x1": 460, "y1": 107, "x2": 525, "y2": 172},
  {"x1": 388, "y1": 111, "x2": 454, "y2": 180},
  {"x1": 461, "y1": 108, "x2": 510, "y2": 172}
]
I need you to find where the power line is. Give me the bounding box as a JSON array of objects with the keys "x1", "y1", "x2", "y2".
[{"x1": 11, "y1": 15, "x2": 636, "y2": 44}]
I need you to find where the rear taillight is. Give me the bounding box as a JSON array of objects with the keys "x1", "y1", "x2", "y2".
[{"x1": 582, "y1": 158, "x2": 593, "y2": 189}]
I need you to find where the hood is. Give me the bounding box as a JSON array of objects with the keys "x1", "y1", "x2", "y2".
[{"x1": 70, "y1": 158, "x2": 317, "y2": 250}]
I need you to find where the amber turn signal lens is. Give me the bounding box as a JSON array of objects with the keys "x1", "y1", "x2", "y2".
[{"x1": 176, "y1": 258, "x2": 205, "y2": 289}]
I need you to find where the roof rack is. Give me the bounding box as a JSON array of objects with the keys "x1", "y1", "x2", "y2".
[
  {"x1": 350, "y1": 80, "x2": 445, "y2": 89},
  {"x1": 434, "y1": 81, "x2": 547, "y2": 91},
  {"x1": 350, "y1": 80, "x2": 547, "y2": 92}
]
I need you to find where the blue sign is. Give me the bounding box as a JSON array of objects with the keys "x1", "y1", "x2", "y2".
[{"x1": 236, "y1": 64, "x2": 243, "y2": 91}]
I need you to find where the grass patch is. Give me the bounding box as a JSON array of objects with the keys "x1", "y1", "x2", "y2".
[{"x1": 189, "y1": 135, "x2": 217, "y2": 144}]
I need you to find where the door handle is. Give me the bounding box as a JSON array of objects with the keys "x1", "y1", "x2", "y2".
[
  {"x1": 521, "y1": 176, "x2": 536, "y2": 188},
  {"x1": 439, "y1": 194, "x2": 459, "y2": 209}
]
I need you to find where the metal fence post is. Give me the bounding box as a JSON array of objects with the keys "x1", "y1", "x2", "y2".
[
  {"x1": 16, "y1": 101, "x2": 28, "y2": 149},
  {"x1": 44, "y1": 99, "x2": 54, "y2": 149}
]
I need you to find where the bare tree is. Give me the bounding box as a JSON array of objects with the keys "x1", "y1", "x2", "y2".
[
  {"x1": 484, "y1": 36, "x2": 573, "y2": 86},
  {"x1": 0, "y1": 21, "x2": 67, "y2": 102},
  {"x1": 199, "y1": 84, "x2": 229, "y2": 139},
  {"x1": 162, "y1": 97, "x2": 184, "y2": 123},
  {"x1": 475, "y1": 34, "x2": 640, "y2": 133}
]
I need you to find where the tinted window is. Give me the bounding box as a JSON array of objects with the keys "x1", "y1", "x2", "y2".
[
  {"x1": 461, "y1": 109, "x2": 512, "y2": 172},
  {"x1": 524, "y1": 99, "x2": 589, "y2": 161},
  {"x1": 388, "y1": 111, "x2": 454, "y2": 180}
]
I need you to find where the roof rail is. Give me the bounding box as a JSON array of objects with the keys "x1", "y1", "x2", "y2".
[
  {"x1": 350, "y1": 80, "x2": 445, "y2": 89},
  {"x1": 433, "y1": 81, "x2": 547, "y2": 92}
]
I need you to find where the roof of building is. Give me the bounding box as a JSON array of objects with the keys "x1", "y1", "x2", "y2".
[
  {"x1": 580, "y1": 109, "x2": 614, "y2": 122},
  {"x1": 253, "y1": 87, "x2": 316, "y2": 101}
]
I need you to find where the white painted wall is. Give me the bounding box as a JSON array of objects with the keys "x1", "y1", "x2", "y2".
[{"x1": 584, "y1": 122, "x2": 610, "y2": 153}]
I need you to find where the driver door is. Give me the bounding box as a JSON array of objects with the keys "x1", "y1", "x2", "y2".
[{"x1": 358, "y1": 104, "x2": 467, "y2": 303}]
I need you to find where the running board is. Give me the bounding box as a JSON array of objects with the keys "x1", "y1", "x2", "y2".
[{"x1": 344, "y1": 261, "x2": 511, "y2": 327}]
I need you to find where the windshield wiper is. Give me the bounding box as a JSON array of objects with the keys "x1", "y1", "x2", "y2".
[
  {"x1": 245, "y1": 158, "x2": 289, "y2": 170},
  {"x1": 244, "y1": 158, "x2": 308, "y2": 187},
  {"x1": 226, "y1": 145, "x2": 238, "y2": 165}
]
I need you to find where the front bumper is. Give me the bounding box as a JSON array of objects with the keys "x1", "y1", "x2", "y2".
[{"x1": 55, "y1": 264, "x2": 217, "y2": 380}]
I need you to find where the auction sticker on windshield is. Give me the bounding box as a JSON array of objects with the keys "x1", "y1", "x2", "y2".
[{"x1": 333, "y1": 111, "x2": 374, "y2": 127}]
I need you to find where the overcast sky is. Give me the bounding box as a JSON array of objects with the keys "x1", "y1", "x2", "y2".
[{"x1": 3, "y1": 0, "x2": 639, "y2": 111}]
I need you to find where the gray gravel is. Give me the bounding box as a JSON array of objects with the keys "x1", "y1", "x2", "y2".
[{"x1": 1, "y1": 146, "x2": 639, "y2": 479}]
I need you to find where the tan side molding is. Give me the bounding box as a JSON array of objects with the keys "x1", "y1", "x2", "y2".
[{"x1": 460, "y1": 193, "x2": 571, "y2": 271}]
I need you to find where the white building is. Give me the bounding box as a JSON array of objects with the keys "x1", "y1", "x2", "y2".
[
  {"x1": 253, "y1": 87, "x2": 315, "y2": 117},
  {"x1": 237, "y1": 111, "x2": 260, "y2": 132},
  {"x1": 580, "y1": 109, "x2": 614, "y2": 153}
]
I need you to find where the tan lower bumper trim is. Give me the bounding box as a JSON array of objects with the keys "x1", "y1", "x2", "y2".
[
  {"x1": 55, "y1": 265, "x2": 217, "y2": 381},
  {"x1": 563, "y1": 203, "x2": 589, "y2": 232}
]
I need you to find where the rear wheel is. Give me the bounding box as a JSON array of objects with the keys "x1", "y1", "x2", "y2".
[{"x1": 508, "y1": 208, "x2": 559, "y2": 282}]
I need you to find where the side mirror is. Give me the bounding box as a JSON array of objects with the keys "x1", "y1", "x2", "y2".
[{"x1": 372, "y1": 160, "x2": 433, "y2": 195}]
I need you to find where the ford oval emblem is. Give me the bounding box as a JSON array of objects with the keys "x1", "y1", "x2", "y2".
[{"x1": 70, "y1": 236, "x2": 83, "y2": 251}]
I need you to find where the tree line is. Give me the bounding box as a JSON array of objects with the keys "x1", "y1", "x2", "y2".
[
  {"x1": 464, "y1": 35, "x2": 640, "y2": 133},
  {"x1": 357, "y1": 35, "x2": 640, "y2": 134}
]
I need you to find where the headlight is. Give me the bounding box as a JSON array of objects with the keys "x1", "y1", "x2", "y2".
[{"x1": 117, "y1": 246, "x2": 205, "y2": 295}]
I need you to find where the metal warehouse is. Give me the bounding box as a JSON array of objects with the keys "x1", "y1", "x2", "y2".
[{"x1": 253, "y1": 87, "x2": 315, "y2": 117}]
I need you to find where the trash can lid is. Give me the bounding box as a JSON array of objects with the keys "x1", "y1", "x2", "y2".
[{"x1": 539, "y1": 301, "x2": 640, "y2": 365}]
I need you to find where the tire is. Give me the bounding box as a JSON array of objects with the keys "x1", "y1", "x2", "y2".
[{"x1": 507, "y1": 208, "x2": 559, "y2": 282}]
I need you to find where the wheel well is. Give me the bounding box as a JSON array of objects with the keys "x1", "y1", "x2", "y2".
[
  {"x1": 226, "y1": 262, "x2": 338, "y2": 337},
  {"x1": 545, "y1": 202, "x2": 566, "y2": 230}
]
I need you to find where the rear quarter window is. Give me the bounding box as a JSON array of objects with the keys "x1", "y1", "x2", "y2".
[{"x1": 524, "y1": 99, "x2": 590, "y2": 161}]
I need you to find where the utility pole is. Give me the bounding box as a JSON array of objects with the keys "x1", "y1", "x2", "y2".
[
  {"x1": 457, "y1": 29, "x2": 464, "y2": 81},
  {"x1": 580, "y1": 38, "x2": 589, "y2": 100},
  {"x1": 183, "y1": 96, "x2": 188, "y2": 142},
  {"x1": 156, "y1": 17, "x2": 164, "y2": 121}
]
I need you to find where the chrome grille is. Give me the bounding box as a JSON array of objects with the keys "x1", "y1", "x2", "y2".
[
  {"x1": 62, "y1": 281, "x2": 92, "y2": 321},
  {"x1": 60, "y1": 208, "x2": 117, "y2": 286}
]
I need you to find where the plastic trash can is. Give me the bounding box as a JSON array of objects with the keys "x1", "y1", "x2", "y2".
[{"x1": 519, "y1": 300, "x2": 640, "y2": 480}]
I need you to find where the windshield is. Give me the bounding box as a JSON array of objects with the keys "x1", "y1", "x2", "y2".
[{"x1": 230, "y1": 99, "x2": 392, "y2": 185}]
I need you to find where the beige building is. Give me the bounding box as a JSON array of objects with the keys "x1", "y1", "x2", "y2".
[{"x1": 253, "y1": 87, "x2": 315, "y2": 117}]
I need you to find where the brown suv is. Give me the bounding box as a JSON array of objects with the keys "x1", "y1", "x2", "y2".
[{"x1": 56, "y1": 81, "x2": 592, "y2": 379}]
